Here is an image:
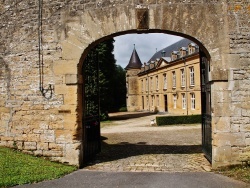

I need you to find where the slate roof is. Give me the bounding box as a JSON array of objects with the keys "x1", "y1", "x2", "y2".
[
  {"x1": 147, "y1": 38, "x2": 195, "y2": 64},
  {"x1": 162, "y1": 57, "x2": 171, "y2": 62},
  {"x1": 125, "y1": 48, "x2": 142, "y2": 70}
]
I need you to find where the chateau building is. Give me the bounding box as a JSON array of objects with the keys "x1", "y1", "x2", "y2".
[{"x1": 126, "y1": 39, "x2": 201, "y2": 115}]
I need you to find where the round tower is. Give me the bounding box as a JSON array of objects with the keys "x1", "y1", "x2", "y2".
[{"x1": 125, "y1": 46, "x2": 142, "y2": 112}]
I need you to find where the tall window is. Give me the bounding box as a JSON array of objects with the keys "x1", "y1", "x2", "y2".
[
  {"x1": 163, "y1": 73, "x2": 167, "y2": 89},
  {"x1": 182, "y1": 93, "x2": 186, "y2": 109},
  {"x1": 172, "y1": 71, "x2": 176, "y2": 88},
  {"x1": 141, "y1": 79, "x2": 144, "y2": 92},
  {"x1": 156, "y1": 95, "x2": 159, "y2": 106},
  {"x1": 191, "y1": 93, "x2": 195, "y2": 110},
  {"x1": 151, "y1": 95, "x2": 154, "y2": 106},
  {"x1": 181, "y1": 69, "x2": 185, "y2": 87},
  {"x1": 156, "y1": 76, "x2": 159, "y2": 90},
  {"x1": 150, "y1": 77, "x2": 153, "y2": 91},
  {"x1": 190, "y1": 67, "x2": 195, "y2": 86},
  {"x1": 142, "y1": 96, "x2": 144, "y2": 109},
  {"x1": 173, "y1": 94, "x2": 177, "y2": 109},
  {"x1": 146, "y1": 78, "x2": 148, "y2": 91}
]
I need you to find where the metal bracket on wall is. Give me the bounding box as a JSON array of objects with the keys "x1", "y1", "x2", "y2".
[{"x1": 38, "y1": 0, "x2": 54, "y2": 99}]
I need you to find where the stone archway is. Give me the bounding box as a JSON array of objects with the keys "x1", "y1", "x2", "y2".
[
  {"x1": 79, "y1": 31, "x2": 211, "y2": 167},
  {"x1": 72, "y1": 3, "x2": 229, "y2": 168},
  {"x1": 0, "y1": 1, "x2": 249, "y2": 169}
]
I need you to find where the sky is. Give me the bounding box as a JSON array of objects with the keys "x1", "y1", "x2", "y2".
[{"x1": 113, "y1": 34, "x2": 183, "y2": 68}]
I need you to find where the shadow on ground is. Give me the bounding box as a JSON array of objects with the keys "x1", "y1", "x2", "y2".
[{"x1": 84, "y1": 136, "x2": 202, "y2": 166}]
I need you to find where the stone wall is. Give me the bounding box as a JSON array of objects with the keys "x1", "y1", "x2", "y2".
[
  {"x1": 126, "y1": 69, "x2": 141, "y2": 111},
  {"x1": 211, "y1": 1, "x2": 250, "y2": 167},
  {"x1": 0, "y1": 0, "x2": 249, "y2": 168}
]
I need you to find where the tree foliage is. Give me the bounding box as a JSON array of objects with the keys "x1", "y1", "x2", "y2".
[{"x1": 83, "y1": 38, "x2": 126, "y2": 119}]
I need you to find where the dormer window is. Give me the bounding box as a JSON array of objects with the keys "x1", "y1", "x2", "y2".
[
  {"x1": 179, "y1": 50, "x2": 183, "y2": 58},
  {"x1": 172, "y1": 54, "x2": 177, "y2": 61},
  {"x1": 188, "y1": 43, "x2": 196, "y2": 55},
  {"x1": 150, "y1": 61, "x2": 155, "y2": 69},
  {"x1": 179, "y1": 47, "x2": 187, "y2": 57},
  {"x1": 183, "y1": 50, "x2": 187, "y2": 57},
  {"x1": 188, "y1": 47, "x2": 193, "y2": 54},
  {"x1": 171, "y1": 51, "x2": 178, "y2": 61}
]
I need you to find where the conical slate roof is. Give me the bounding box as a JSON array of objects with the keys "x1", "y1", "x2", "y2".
[{"x1": 125, "y1": 48, "x2": 142, "y2": 70}]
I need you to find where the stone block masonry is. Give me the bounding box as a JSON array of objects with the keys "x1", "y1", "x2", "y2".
[{"x1": 0, "y1": 0, "x2": 250, "y2": 168}]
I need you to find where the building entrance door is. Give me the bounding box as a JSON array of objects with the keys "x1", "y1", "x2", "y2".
[
  {"x1": 142, "y1": 96, "x2": 144, "y2": 110},
  {"x1": 164, "y1": 95, "x2": 168, "y2": 112}
]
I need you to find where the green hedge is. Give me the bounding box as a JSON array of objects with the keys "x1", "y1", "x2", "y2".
[
  {"x1": 156, "y1": 115, "x2": 202, "y2": 126},
  {"x1": 119, "y1": 107, "x2": 127, "y2": 112}
]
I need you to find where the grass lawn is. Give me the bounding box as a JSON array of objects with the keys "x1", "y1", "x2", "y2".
[
  {"x1": 215, "y1": 165, "x2": 250, "y2": 184},
  {"x1": 0, "y1": 147, "x2": 77, "y2": 188}
]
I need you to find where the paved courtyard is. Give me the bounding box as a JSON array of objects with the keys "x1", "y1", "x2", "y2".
[{"x1": 83, "y1": 112, "x2": 211, "y2": 172}]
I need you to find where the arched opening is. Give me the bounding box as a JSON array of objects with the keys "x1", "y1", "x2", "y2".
[{"x1": 78, "y1": 30, "x2": 212, "y2": 170}]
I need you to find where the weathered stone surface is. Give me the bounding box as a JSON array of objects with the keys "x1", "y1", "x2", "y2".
[
  {"x1": 34, "y1": 150, "x2": 43, "y2": 156},
  {"x1": 53, "y1": 60, "x2": 78, "y2": 75},
  {"x1": 213, "y1": 117, "x2": 230, "y2": 132},
  {"x1": 24, "y1": 142, "x2": 37, "y2": 150},
  {"x1": 213, "y1": 133, "x2": 246, "y2": 147},
  {"x1": 40, "y1": 130, "x2": 55, "y2": 143},
  {"x1": 43, "y1": 150, "x2": 63, "y2": 157},
  {"x1": 239, "y1": 152, "x2": 250, "y2": 163},
  {"x1": 210, "y1": 68, "x2": 228, "y2": 81},
  {"x1": 16, "y1": 141, "x2": 23, "y2": 150},
  {"x1": 64, "y1": 143, "x2": 81, "y2": 165},
  {"x1": 49, "y1": 143, "x2": 64, "y2": 151},
  {"x1": 213, "y1": 146, "x2": 232, "y2": 166},
  {"x1": 65, "y1": 74, "x2": 78, "y2": 85},
  {"x1": 37, "y1": 142, "x2": 49, "y2": 151},
  {"x1": 0, "y1": 0, "x2": 249, "y2": 168}
]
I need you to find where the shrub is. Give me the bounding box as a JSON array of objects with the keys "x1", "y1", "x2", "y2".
[
  {"x1": 100, "y1": 112, "x2": 109, "y2": 121},
  {"x1": 156, "y1": 114, "x2": 202, "y2": 126},
  {"x1": 119, "y1": 107, "x2": 127, "y2": 112}
]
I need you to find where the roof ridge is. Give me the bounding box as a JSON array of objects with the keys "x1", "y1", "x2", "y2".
[{"x1": 147, "y1": 38, "x2": 195, "y2": 64}]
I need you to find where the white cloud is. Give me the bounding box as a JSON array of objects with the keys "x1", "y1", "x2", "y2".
[{"x1": 113, "y1": 33, "x2": 183, "y2": 68}]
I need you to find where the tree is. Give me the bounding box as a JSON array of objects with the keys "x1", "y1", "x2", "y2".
[
  {"x1": 113, "y1": 65, "x2": 126, "y2": 110},
  {"x1": 83, "y1": 38, "x2": 126, "y2": 120}
]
